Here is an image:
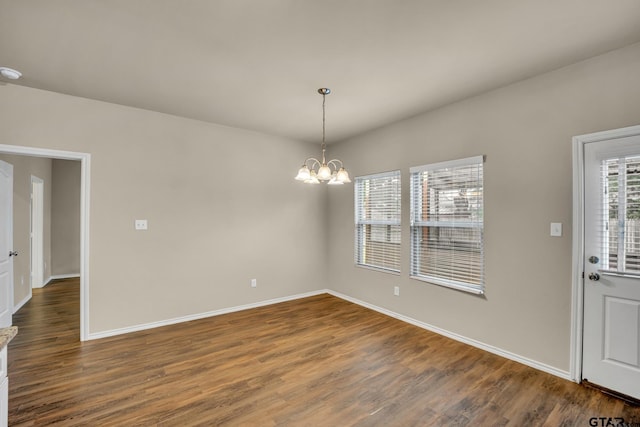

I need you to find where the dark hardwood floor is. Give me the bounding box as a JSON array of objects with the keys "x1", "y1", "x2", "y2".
[{"x1": 7, "y1": 278, "x2": 640, "y2": 426}]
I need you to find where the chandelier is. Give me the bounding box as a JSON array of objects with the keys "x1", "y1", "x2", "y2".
[{"x1": 295, "y1": 88, "x2": 351, "y2": 185}]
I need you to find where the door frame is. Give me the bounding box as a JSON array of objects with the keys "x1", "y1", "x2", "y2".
[
  {"x1": 0, "y1": 144, "x2": 90, "y2": 341},
  {"x1": 30, "y1": 175, "x2": 44, "y2": 289},
  {"x1": 571, "y1": 124, "x2": 640, "y2": 383}
]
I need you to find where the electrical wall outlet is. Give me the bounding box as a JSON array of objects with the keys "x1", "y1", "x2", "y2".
[
  {"x1": 135, "y1": 219, "x2": 148, "y2": 230},
  {"x1": 251, "y1": 279, "x2": 257, "y2": 288},
  {"x1": 394, "y1": 286, "x2": 400, "y2": 296}
]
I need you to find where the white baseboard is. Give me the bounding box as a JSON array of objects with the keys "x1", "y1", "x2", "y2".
[
  {"x1": 88, "y1": 289, "x2": 329, "y2": 340},
  {"x1": 87, "y1": 286, "x2": 571, "y2": 381},
  {"x1": 13, "y1": 292, "x2": 32, "y2": 314},
  {"x1": 327, "y1": 290, "x2": 572, "y2": 381},
  {"x1": 44, "y1": 274, "x2": 80, "y2": 287}
]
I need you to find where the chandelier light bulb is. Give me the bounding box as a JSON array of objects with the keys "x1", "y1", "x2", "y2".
[
  {"x1": 317, "y1": 164, "x2": 332, "y2": 181},
  {"x1": 295, "y1": 165, "x2": 311, "y2": 181},
  {"x1": 328, "y1": 172, "x2": 344, "y2": 185},
  {"x1": 305, "y1": 170, "x2": 321, "y2": 184},
  {"x1": 336, "y1": 167, "x2": 351, "y2": 183}
]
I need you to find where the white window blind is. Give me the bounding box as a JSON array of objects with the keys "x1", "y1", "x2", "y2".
[
  {"x1": 410, "y1": 156, "x2": 484, "y2": 293},
  {"x1": 599, "y1": 156, "x2": 640, "y2": 274},
  {"x1": 355, "y1": 170, "x2": 401, "y2": 273}
]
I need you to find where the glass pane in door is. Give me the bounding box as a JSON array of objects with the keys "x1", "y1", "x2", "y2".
[{"x1": 602, "y1": 156, "x2": 640, "y2": 272}]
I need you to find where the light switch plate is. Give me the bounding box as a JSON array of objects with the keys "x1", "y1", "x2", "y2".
[
  {"x1": 135, "y1": 219, "x2": 148, "y2": 230},
  {"x1": 550, "y1": 222, "x2": 562, "y2": 237}
]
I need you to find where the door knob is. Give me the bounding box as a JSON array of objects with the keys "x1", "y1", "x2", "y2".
[
  {"x1": 588, "y1": 272, "x2": 600, "y2": 281},
  {"x1": 9, "y1": 251, "x2": 18, "y2": 257}
]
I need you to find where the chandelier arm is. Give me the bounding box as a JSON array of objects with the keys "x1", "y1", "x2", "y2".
[
  {"x1": 304, "y1": 158, "x2": 322, "y2": 169},
  {"x1": 327, "y1": 159, "x2": 343, "y2": 171}
]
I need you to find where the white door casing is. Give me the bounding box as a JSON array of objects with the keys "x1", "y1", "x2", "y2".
[
  {"x1": 582, "y1": 132, "x2": 640, "y2": 400},
  {"x1": 0, "y1": 160, "x2": 13, "y2": 328}
]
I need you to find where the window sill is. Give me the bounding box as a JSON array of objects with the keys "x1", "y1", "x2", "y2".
[{"x1": 410, "y1": 275, "x2": 484, "y2": 295}]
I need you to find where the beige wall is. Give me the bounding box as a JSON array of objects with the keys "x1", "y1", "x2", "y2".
[
  {"x1": 0, "y1": 86, "x2": 327, "y2": 334},
  {"x1": 327, "y1": 42, "x2": 640, "y2": 372},
  {"x1": 51, "y1": 159, "x2": 81, "y2": 276},
  {"x1": 0, "y1": 154, "x2": 52, "y2": 307}
]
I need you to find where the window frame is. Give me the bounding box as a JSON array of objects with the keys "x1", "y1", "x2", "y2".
[
  {"x1": 354, "y1": 170, "x2": 402, "y2": 274},
  {"x1": 410, "y1": 156, "x2": 485, "y2": 294}
]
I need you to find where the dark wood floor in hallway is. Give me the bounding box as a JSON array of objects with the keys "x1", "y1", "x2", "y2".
[{"x1": 7, "y1": 278, "x2": 640, "y2": 426}]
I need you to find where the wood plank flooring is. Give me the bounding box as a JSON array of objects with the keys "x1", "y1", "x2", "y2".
[{"x1": 7, "y1": 278, "x2": 640, "y2": 426}]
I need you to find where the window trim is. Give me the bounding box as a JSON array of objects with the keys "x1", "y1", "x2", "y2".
[
  {"x1": 410, "y1": 155, "x2": 485, "y2": 294},
  {"x1": 409, "y1": 155, "x2": 484, "y2": 174}
]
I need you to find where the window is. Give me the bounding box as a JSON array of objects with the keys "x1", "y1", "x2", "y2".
[
  {"x1": 355, "y1": 170, "x2": 401, "y2": 273},
  {"x1": 600, "y1": 155, "x2": 640, "y2": 273},
  {"x1": 410, "y1": 156, "x2": 484, "y2": 293}
]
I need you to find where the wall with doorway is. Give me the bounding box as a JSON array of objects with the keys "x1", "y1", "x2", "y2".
[
  {"x1": 0, "y1": 154, "x2": 52, "y2": 309},
  {"x1": 0, "y1": 84, "x2": 327, "y2": 336},
  {"x1": 51, "y1": 159, "x2": 81, "y2": 277}
]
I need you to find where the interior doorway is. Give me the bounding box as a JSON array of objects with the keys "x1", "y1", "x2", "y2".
[{"x1": 0, "y1": 144, "x2": 90, "y2": 341}]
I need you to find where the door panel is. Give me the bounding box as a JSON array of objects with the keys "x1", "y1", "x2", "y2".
[
  {"x1": 583, "y1": 135, "x2": 640, "y2": 400},
  {"x1": 603, "y1": 296, "x2": 639, "y2": 367}
]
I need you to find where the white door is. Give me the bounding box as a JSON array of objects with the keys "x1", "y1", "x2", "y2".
[
  {"x1": 583, "y1": 134, "x2": 640, "y2": 400},
  {"x1": 0, "y1": 160, "x2": 13, "y2": 328}
]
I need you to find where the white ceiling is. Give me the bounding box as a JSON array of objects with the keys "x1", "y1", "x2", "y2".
[{"x1": 2, "y1": 1, "x2": 640, "y2": 144}]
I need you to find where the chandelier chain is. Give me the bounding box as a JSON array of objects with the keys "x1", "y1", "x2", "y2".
[{"x1": 321, "y1": 92, "x2": 326, "y2": 161}]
